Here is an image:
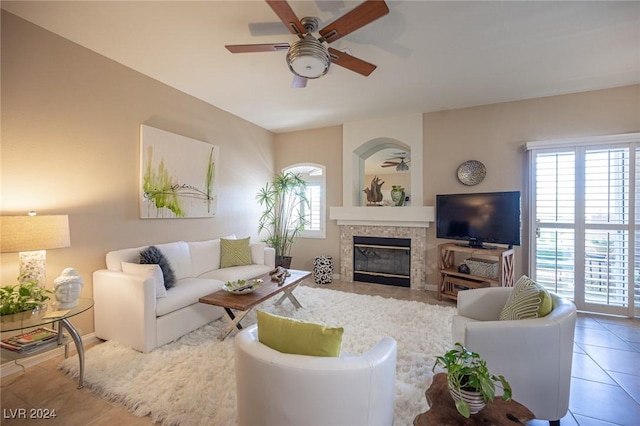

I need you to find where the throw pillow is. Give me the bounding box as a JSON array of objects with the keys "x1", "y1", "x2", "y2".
[
  {"x1": 257, "y1": 310, "x2": 343, "y2": 357},
  {"x1": 499, "y1": 275, "x2": 553, "y2": 320},
  {"x1": 121, "y1": 262, "x2": 167, "y2": 298},
  {"x1": 220, "y1": 237, "x2": 252, "y2": 268},
  {"x1": 140, "y1": 245, "x2": 176, "y2": 289}
]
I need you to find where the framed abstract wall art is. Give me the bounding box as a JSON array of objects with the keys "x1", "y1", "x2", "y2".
[{"x1": 140, "y1": 125, "x2": 219, "y2": 218}]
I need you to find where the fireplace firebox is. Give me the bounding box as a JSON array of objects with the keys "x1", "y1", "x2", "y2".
[{"x1": 353, "y1": 236, "x2": 411, "y2": 287}]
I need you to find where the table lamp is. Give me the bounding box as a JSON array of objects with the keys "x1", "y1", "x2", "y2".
[{"x1": 1, "y1": 212, "x2": 70, "y2": 286}]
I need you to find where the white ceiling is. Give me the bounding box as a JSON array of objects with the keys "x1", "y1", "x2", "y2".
[{"x1": 3, "y1": 0, "x2": 639, "y2": 137}]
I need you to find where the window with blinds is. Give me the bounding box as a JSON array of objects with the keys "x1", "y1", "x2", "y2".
[
  {"x1": 527, "y1": 134, "x2": 638, "y2": 316},
  {"x1": 283, "y1": 164, "x2": 326, "y2": 239}
]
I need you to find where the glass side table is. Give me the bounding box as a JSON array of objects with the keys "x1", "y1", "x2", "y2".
[{"x1": 1, "y1": 298, "x2": 94, "y2": 389}]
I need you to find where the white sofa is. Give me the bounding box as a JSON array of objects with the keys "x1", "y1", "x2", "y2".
[
  {"x1": 235, "y1": 324, "x2": 397, "y2": 426},
  {"x1": 94, "y1": 238, "x2": 275, "y2": 352},
  {"x1": 452, "y1": 287, "x2": 577, "y2": 425}
]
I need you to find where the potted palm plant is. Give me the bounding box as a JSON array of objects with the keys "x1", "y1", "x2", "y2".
[
  {"x1": 256, "y1": 171, "x2": 309, "y2": 268},
  {"x1": 433, "y1": 342, "x2": 512, "y2": 418}
]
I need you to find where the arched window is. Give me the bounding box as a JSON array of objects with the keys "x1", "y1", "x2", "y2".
[{"x1": 283, "y1": 164, "x2": 325, "y2": 239}]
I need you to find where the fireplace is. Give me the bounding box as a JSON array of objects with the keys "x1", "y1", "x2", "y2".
[
  {"x1": 353, "y1": 236, "x2": 411, "y2": 287},
  {"x1": 335, "y1": 224, "x2": 428, "y2": 290}
]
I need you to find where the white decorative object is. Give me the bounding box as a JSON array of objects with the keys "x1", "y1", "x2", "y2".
[
  {"x1": 448, "y1": 381, "x2": 486, "y2": 414},
  {"x1": 53, "y1": 268, "x2": 83, "y2": 308},
  {"x1": 222, "y1": 279, "x2": 263, "y2": 294}
]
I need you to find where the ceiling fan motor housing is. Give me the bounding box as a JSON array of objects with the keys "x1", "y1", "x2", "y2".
[{"x1": 286, "y1": 34, "x2": 330, "y2": 79}]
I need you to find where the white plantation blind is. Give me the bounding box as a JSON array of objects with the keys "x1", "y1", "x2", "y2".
[
  {"x1": 527, "y1": 133, "x2": 639, "y2": 316},
  {"x1": 535, "y1": 151, "x2": 575, "y2": 223},
  {"x1": 283, "y1": 164, "x2": 326, "y2": 239},
  {"x1": 585, "y1": 148, "x2": 629, "y2": 225},
  {"x1": 305, "y1": 183, "x2": 321, "y2": 231}
]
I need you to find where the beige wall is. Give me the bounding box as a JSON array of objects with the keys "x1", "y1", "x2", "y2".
[
  {"x1": 277, "y1": 84, "x2": 640, "y2": 286},
  {"x1": 1, "y1": 12, "x2": 275, "y2": 335},
  {"x1": 273, "y1": 126, "x2": 343, "y2": 272}
]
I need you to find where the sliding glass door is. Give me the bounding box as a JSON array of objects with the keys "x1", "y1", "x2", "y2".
[{"x1": 528, "y1": 135, "x2": 638, "y2": 317}]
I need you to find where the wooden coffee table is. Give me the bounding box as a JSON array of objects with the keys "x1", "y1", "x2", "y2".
[{"x1": 199, "y1": 269, "x2": 311, "y2": 340}]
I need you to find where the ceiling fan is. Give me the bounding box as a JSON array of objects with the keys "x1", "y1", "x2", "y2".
[
  {"x1": 382, "y1": 153, "x2": 410, "y2": 171},
  {"x1": 225, "y1": 0, "x2": 389, "y2": 88}
]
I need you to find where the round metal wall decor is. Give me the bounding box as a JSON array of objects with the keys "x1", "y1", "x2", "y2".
[{"x1": 457, "y1": 160, "x2": 486, "y2": 186}]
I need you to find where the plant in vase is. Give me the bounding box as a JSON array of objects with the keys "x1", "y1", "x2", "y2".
[
  {"x1": 433, "y1": 342, "x2": 512, "y2": 418},
  {"x1": 256, "y1": 171, "x2": 309, "y2": 268},
  {"x1": 0, "y1": 279, "x2": 52, "y2": 317}
]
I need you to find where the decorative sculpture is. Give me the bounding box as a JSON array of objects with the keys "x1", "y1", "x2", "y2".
[
  {"x1": 53, "y1": 268, "x2": 83, "y2": 309},
  {"x1": 364, "y1": 176, "x2": 384, "y2": 205}
]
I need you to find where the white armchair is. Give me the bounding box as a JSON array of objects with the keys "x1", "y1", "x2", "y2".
[
  {"x1": 234, "y1": 324, "x2": 397, "y2": 426},
  {"x1": 452, "y1": 287, "x2": 577, "y2": 425}
]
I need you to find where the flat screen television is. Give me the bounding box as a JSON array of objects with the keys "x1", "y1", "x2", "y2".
[{"x1": 436, "y1": 191, "x2": 521, "y2": 248}]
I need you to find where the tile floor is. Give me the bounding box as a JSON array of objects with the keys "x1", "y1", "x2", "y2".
[{"x1": 1, "y1": 279, "x2": 638, "y2": 425}]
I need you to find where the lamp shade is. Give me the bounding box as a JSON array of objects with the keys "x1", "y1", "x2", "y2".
[{"x1": 1, "y1": 215, "x2": 70, "y2": 253}]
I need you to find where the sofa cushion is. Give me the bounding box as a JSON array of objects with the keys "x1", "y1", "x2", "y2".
[
  {"x1": 200, "y1": 264, "x2": 272, "y2": 282},
  {"x1": 250, "y1": 242, "x2": 266, "y2": 265},
  {"x1": 257, "y1": 311, "x2": 343, "y2": 357},
  {"x1": 155, "y1": 242, "x2": 192, "y2": 280},
  {"x1": 500, "y1": 275, "x2": 553, "y2": 320},
  {"x1": 140, "y1": 246, "x2": 176, "y2": 289},
  {"x1": 220, "y1": 237, "x2": 252, "y2": 268},
  {"x1": 122, "y1": 262, "x2": 167, "y2": 298},
  {"x1": 189, "y1": 239, "x2": 221, "y2": 277},
  {"x1": 106, "y1": 246, "x2": 145, "y2": 271},
  {"x1": 155, "y1": 278, "x2": 223, "y2": 317}
]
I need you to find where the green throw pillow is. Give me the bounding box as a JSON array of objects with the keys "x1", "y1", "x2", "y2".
[
  {"x1": 257, "y1": 311, "x2": 343, "y2": 357},
  {"x1": 220, "y1": 237, "x2": 251, "y2": 268},
  {"x1": 499, "y1": 275, "x2": 553, "y2": 320}
]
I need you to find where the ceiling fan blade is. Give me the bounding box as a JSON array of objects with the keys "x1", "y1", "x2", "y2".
[
  {"x1": 292, "y1": 75, "x2": 308, "y2": 88},
  {"x1": 265, "y1": 0, "x2": 306, "y2": 36},
  {"x1": 381, "y1": 164, "x2": 397, "y2": 168},
  {"x1": 328, "y1": 48, "x2": 376, "y2": 76},
  {"x1": 226, "y1": 43, "x2": 290, "y2": 53},
  {"x1": 319, "y1": 0, "x2": 389, "y2": 44}
]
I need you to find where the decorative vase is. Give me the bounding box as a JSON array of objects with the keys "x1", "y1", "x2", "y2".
[
  {"x1": 390, "y1": 185, "x2": 405, "y2": 206},
  {"x1": 313, "y1": 255, "x2": 333, "y2": 284},
  {"x1": 448, "y1": 381, "x2": 486, "y2": 415}
]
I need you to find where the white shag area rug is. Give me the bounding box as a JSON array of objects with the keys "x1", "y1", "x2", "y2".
[{"x1": 61, "y1": 286, "x2": 455, "y2": 425}]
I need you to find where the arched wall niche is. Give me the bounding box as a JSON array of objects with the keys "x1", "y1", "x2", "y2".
[
  {"x1": 354, "y1": 137, "x2": 410, "y2": 206},
  {"x1": 342, "y1": 114, "x2": 423, "y2": 207}
]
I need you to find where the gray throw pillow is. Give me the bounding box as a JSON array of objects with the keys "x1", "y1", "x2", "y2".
[{"x1": 140, "y1": 246, "x2": 176, "y2": 289}]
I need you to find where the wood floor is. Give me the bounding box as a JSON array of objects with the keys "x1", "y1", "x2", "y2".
[{"x1": 1, "y1": 279, "x2": 639, "y2": 425}]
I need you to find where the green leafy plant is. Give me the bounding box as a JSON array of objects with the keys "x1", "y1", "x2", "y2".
[
  {"x1": 0, "y1": 280, "x2": 52, "y2": 316},
  {"x1": 256, "y1": 172, "x2": 309, "y2": 266},
  {"x1": 433, "y1": 342, "x2": 512, "y2": 418}
]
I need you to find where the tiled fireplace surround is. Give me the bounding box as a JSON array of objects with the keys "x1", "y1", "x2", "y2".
[
  {"x1": 340, "y1": 225, "x2": 427, "y2": 290},
  {"x1": 330, "y1": 114, "x2": 434, "y2": 290}
]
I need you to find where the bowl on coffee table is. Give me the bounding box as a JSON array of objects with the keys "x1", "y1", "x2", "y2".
[{"x1": 223, "y1": 279, "x2": 264, "y2": 295}]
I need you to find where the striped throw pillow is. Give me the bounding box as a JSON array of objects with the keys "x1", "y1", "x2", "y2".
[{"x1": 499, "y1": 275, "x2": 553, "y2": 320}]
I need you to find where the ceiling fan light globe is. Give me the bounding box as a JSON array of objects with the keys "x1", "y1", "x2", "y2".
[
  {"x1": 286, "y1": 35, "x2": 330, "y2": 79},
  {"x1": 396, "y1": 161, "x2": 409, "y2": 171}
]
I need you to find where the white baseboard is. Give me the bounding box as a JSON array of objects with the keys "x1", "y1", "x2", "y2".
[{"x1": 1, "y1": 333, "x2": 99, "y2": 378}]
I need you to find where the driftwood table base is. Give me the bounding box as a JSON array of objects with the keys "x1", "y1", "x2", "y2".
[{"x1": 413, "y1": 373, "x2": 535, "y2": 426}]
